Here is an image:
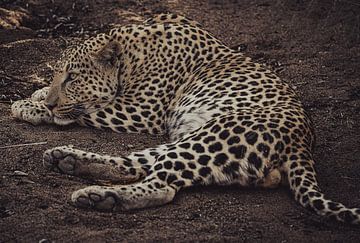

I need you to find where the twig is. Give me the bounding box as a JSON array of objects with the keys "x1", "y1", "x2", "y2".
[
  {"x1": 341, "y1": 176, "x2": 359, "y2": 181},
  {"x1": 0, "y1": 141, "x2": 47, "y2": 149}
]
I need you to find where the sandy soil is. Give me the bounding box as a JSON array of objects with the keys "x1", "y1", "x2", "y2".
[{"x1": 0, "y1": 0, "x2": 360, "y2": 242}]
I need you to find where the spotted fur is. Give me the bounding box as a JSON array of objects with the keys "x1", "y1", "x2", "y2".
[{"x1": 11, "y1": 14, "x2": 360, "y2": 224}]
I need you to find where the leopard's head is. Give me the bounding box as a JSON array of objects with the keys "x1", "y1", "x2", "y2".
[{"x1": 44, "y1": 34, "x2": 122, "y2": 125}]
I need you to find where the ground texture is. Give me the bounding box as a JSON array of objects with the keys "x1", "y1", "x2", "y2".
[{"x1": 0, "y1": 0, "x2": 360, "y2": 242}]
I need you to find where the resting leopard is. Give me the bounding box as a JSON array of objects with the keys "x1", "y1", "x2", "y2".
[{"x1": 11, "y1": 14, "x2": 360, "y2": 224}]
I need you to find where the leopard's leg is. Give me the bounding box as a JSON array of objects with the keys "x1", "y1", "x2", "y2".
[
  {"x1": 31, "y1": 86, "x2": 50, "y2": 101},
  {"x1": 259, "y1": 168, "x2": 282, "y2": 189},
  {"x1": 11, "y1": 86, "x2": 53, "y2": 125},
  {"x1": 71, "y1": 179, "x2": 176, "y2": 211},
  {"x1": 43, "y1": 144, "x2": 169, "y2": 183},
  {"x1": 70, "y1": 114, "x2": 278, "y2": 211},
  {"x1": 11, "y1": 99, "x2": 53, "y2": 125}
]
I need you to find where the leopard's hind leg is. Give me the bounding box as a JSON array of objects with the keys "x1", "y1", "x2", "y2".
[
  {"x1": 69, "y1": 114, "x2": 274, "y2": 211},
  {"x1": 43, "y1": 144, "x2": 168, "y2": 184}
]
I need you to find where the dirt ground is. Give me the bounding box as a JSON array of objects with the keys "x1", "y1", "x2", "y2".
[{"x1": 0, "y1": 0, "x2": 360, "y2": 242}]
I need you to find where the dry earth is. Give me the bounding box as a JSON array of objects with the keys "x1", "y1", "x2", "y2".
[{"x1": 0, "y1": 0, "x2": 360, "y2": 242}]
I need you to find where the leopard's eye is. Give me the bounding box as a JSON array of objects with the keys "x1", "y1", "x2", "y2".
[
  {"x1": 68, "y1": 73, "x2": 78, "y2": 80},
  {"x1": 64, "y1": 72, "x2": 78, "y2": 84}
]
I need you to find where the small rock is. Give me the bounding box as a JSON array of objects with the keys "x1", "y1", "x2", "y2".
[
  {"x1": 0, "y1": 206, "x2": 14, "y2": 218},
  {"x1": 231, "y1": 43, "x2": 248, "y2": 52},
  {"x1": 127, "y1": 144, "x2": 135, "y2": 149},
  {"x1": 19, "y1": 178, "x2": 35, "y2": 184},
  {"x1": 13, "y1": 170, "x2": 28, "y2": 176},
  {"x1": 187, "y1": 212, "x2": 201, "y2": 220},
  {"x1": 38, "y1": 203, "x2": 49, "y2": 209},
  {"x1": 38, "y1": 239, "x2": 51, "y2": 243},
  {"x1": 63, "y1": 214, "x2": 80, "y2": 224}
]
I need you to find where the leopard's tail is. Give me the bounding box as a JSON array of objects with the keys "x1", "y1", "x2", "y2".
[{"x1": 287, "y1": 159, "x2": 360, "y2": 224}]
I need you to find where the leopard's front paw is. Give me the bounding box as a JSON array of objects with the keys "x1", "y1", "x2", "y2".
[
  {"x1": 43, "y1": 146, "x2": 77, "y2": 175},
  {"x1": 11, "y1": 99, "x2": 53, "y2": 125},
  {"x1": 31, "y1": 87, "x2": 50, "y2": 101}
]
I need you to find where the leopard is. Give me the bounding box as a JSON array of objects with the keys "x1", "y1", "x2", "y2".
[{"x1": 11, "y1": 13, "x2": 360, "y2": 224}]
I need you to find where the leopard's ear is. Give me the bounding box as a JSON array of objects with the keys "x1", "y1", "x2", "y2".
[{"x1": 95, "y1": 41, "x2": 121, "y2": 67}]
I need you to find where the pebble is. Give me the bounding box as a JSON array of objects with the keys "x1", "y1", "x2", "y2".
[
  {"x1": 19, "y1": 178, "x2": 35, "y2": 184},
  {"x1": 38, "y1": 239, "x2": 51, "y2": 243},
  {"x1": 12, "y1": 170, "x2": 28, "y2": 176}
]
